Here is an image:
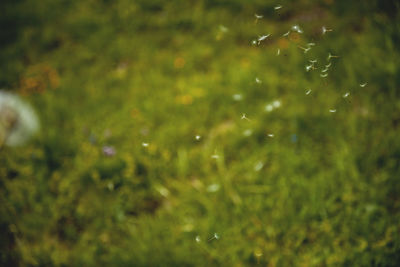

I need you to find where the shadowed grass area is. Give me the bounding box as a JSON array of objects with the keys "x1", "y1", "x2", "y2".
[{"x1": 1, "y1": 0, "x2": 400, "y2": 266}]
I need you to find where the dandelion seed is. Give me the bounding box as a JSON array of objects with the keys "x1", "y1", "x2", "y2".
[
  {"x1": 219, "y1": 25, "x2": 228, "y2": 33},
  {"x1": 211, "y1": 154, "x2": 219, "y2": 159},
  {"x1": 276, "y1": 48, "x2": 280, "y2": 56},
  {"x1": 233, "y1": 94, "x2": 243, "y2": 101},
  {"x1": 306, "y1": 65, "x2": 313, "y2": 72},
  {"x1": 327, "y1": 53, "x2": 339, "y2": 61},
  {"x1": 241, "y1": 113, "x2": 250, "y2": 121},
  {"x1": 102, "y1": 146, "x2": 116, "y2": 157},
  {"x1": 207, "y1": 183, "x2": 220, "y2": 192},
  {"x1": 142, "y1": 142, "x2": 149, "y2": 147},
  {"x1": 329, "y1": 109, "x2": 337, "y2": 113},
  {"x1": 243, "y1": 129, "x2": 253, "y2": 137},
  {"x1": 322, "y1": 26, "x2": 333, "y2": 35},
  {"x1": 320, "y1": 73, "x2": 328, "y2": 78},
  {"x1": 306, "y1": 89, "x2": 312, "y2": 95},
  {"x1": 291, "y1": 25, "x2": 303, "y2": 33},
  {"x1": 274, "y1": 5, "x2": 282, "y2": 10},
  {"x1": 321, "y1": 67, "x2": 329, "y2": 73},
  {"x1": 343, "y1": 92, "x2": 350, "y2": 98},
  {"x1": 309, "y1": 59, "x2": 317, "y2": 63},
  {"x1": 251, "y1": 40, "x2": 258, "y2": 45},
  {"x1": 258, "y1": 34, "x2": 270, "y2": 43},
  {"x1": 254, "y1": 161, "x2": 264, "y2": 171},
  {"x1": 282, "y1": 31, "x2": 290, "y2": 37},
  {"x1": 265, "y1": 104, "x2": 273, "y2": 112},
  {"x1": 307, "y1": 43, "x2": 316, "y2": 47},
  {"x1": 325, "y1": 62, "x2": 331, "y2": 68},
  {"x1": 195, "y1": 135, "x2": 201, "y2": 140},
  {"x1": 360, "y1": 83, "x2": 367, "y2": 87},
  {"x1": 195, "y1": 236, "x2": 201, "y2": 243},
  {"x1": 107, "y1": 182, "x2": 114, "y2": 191},
  {"x1": 297, "y1": 45, "x2": 310, "y2": 53},
  {"x1": 272, "y1": 100, "x2": 281, "y2": 108},
  {"x1": 255, "y1": 77, "x2": 262, "y2": 84},
  {"x1": 255, "y1": 14, "x2": 263, "y2": 19},
  {"x1": 208, "y1": 232, "x2": 220, "y2": 241},
  {"x1": 267, "y1": 133, "x2": 274, "y2": 137}
]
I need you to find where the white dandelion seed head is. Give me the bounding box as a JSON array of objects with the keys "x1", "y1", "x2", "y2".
[{"x1": 0, "y1": 90, "x2": 40, "y2": 147}]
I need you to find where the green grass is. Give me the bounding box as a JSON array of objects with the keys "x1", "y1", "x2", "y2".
[{"x1": 1, "y1": 0, "x2": 400, "y2": 266}]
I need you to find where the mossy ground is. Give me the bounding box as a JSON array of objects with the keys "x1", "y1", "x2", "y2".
[{"x1": 1, "y1": 0, "x2": 400, "y2": 266}]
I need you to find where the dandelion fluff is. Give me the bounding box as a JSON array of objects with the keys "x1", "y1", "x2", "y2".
[{"x1": 0, "y1": 90, "x2": 39, "y2": 147}]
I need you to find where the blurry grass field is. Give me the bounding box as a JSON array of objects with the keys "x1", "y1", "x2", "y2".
[{"x1": 1, "y1": 0, "x2": 400, "y2": 266}]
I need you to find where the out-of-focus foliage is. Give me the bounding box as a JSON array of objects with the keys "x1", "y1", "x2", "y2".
[{"x1": 1, "y1": 0, "x2": 400, "y2": 266}]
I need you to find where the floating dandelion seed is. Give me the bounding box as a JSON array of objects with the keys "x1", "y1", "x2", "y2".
[
  {"x1": 243, "y1": 129, "x2": 253, "y2": 137},
  {"x1": 107, "y1": 182, "x2": 114, "y2": 191},
  {"x1": 329, "y1": 109, "x2": 337, "y2": 113},
  {"x1": 309, "y1": 59, "x2": 317, "y2": 63},
  {"x1": 272, "y1": 100, "x2": 281, "y2": 108},
  {"x1": 291, "y1": 25, "x2": 303, "y2": 33},
  {"x1": 321, "y1": 67, "x2": 329, "y2": 73},
  {"x1": 255, "y1": 14, "x2": 263, "y2": 19},
  {"x1": 219, "y1": 25, "x2": 228, "y2": 33},
  {"x1": 233, "y1": 94, "x2": 243, "y2": 101},
  {"x1": 265, "y1": 104, "x2": 274, "y2": 112},
  {"x1": 320, "y1": 73, "x2": 328, "y2": 78},
  {"x1": 211, "y1": 154, "x2": 219, "y2": 159},
  {"x1": 343, "y1": 92, "x2": 350, "y2": 98},
  {"x1": 207, "y1": 183, "x2": 220, "y2": 192},
  {"x1": 298, "y1": 46, "x2": 311, "y2": 53},
  {"x1": 267, "y1": 133, "x2": 274, "y2": 137},
  {"x1": 0, "y1": 90, "x2": 39, "y2": 147},
  {"x1": 255, "y1": 77, "x2": 262, "y2": 84},
  {"x1": 307, "y1": 42, "x2": 316, "y2": 47},
  {"x1": 258, "y1": 34, "x2": 270, "y2": 44},
  {"x1": 102, "y1": 146, "x2": 116, "y2": 157},
  {"x1": 322, "y1": 26, "x2": 333, "y2": 35},
  {"x1": 208, "y1": 233, "x2": 220, "y2": 241},
  {"x1": 142, "y1": 142, "x2": 149, "y2": 147},
  {"x1": 195, "y1": 236, "x2": 201, "y2": 243},
  {"x1": 241, "y1": 113, "x2": 250, "y2": 121},
  {"x1": 282, "y1": 31, "x2": 290, "y2": 37},
  {"x1": 276, "y1": 48, "x2": 280, "y2": 56},
  {"x1": 274, "y1": 5, "x2": 282, "y2": 10},
  {"x1": 254, "y1": 161, "x2": 264, "y2": 171},
  {"x1": 251, "y1": 40, "x2": 258, "y2": 45},
  {"x1": 306, "y1": 65, "x2": 313, "y2": 72},
  {"x1": 327, "y1": 53, "x2": 339, "y2": 61},
  {"x1": 306, "y1": 89, "x2": 312, "y2": 95},
  {"x1": 360, "y1": 83, "x2": 367, "y2": 87},
  {"x1": 195, "y1": 135, "x2": 201, "y2": 140}
]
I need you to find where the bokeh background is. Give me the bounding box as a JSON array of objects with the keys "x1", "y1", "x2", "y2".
[{"x1": 1, "y1": 0, "x2": 400, "y2": 266}]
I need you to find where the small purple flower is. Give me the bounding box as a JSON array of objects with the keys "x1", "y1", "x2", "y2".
[{"x1": 102, "y1": 146, "x2": 116, "y2": 157}]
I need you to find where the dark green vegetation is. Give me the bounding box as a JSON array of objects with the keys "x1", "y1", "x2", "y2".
[{"x1": 1, "y1": 0, "x2": 400, "y2": 266}]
